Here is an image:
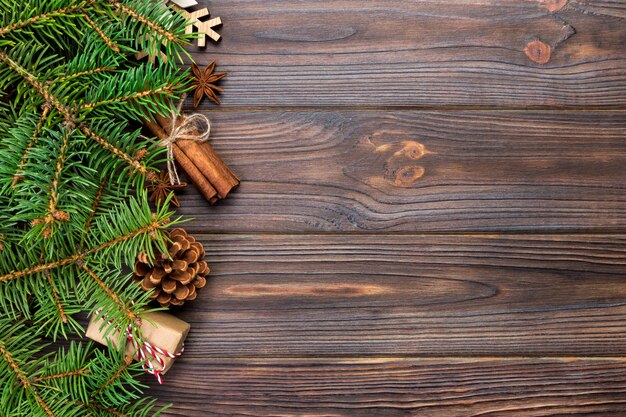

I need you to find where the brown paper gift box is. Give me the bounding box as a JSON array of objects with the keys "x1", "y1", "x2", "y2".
[{"x1": 86, "y1": 311, "x2": 190, "y2": 374}]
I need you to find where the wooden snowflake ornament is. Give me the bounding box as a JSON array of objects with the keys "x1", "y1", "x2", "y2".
[
  {"x1": 138, "y1": 1, "x2": 222, "y2": 62},
  {"x1": 186, "y1": 8, "x2": 222, "y2": 46},
  {"x1": 170, "y1": 4, "x2": 222, "y2": 47}
]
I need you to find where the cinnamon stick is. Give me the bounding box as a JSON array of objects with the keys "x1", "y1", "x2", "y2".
[
  {"x1": 200, "y1": 141, "x2": 240, "y2": 190},
  {"x1": 176, "y1": 140, "x2": 232, "y2": 198},
  {"x1": 172, "y1": 144, "x2": 219, "y2": 204},
  {"x1": 156, "y1": 114, "x2": 239, "y2": 199},
  {"x1": 143, "y1": 118, "x2": 219, "y2": 204}
]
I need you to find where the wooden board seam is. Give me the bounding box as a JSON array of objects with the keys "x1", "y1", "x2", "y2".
[
  {"x1": 177, "y1": 356, "x2": 626, "y2": 363},
  {"x1": 186, "y1": 105, "x2": 626, "y2": 112}
]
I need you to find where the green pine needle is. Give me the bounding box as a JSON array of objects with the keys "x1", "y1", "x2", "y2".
[{"x1": 0, "y1": 0, "x2": 199, "y2": 415}]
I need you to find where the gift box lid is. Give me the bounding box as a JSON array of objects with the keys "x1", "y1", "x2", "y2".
[{"x1": 140, "y1": 311, "x2": 191, "y2": 355}]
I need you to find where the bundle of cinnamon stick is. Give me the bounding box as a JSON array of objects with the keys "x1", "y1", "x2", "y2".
[{"x1": 144, "y1": 114, "x2": 239, "y2": 204}]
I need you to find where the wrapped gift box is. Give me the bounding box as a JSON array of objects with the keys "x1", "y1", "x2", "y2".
[{"x1": 86, "y1": 311, "x2": 190, "y2": 374}]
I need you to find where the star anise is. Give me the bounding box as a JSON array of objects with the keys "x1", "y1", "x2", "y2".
[
  {"x1": 191, "y1": 61, "x2": 226, "y2": 107},
  {"x1": 147, "y1": 171, "x2": 187, "y2": 207}
]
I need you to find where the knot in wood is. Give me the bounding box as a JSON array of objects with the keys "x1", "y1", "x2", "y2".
[
  {"x1": 400, "y1": 142, "x2": 429, "y2": 160},
  {"x1": 395, "y1": 166, "x2": 425, "y2": 187},
  {"x1": 525, "y1": 40, "x2": 552, "y2": 64},
  {"x1": 537, "y1": 0, "x2": 568, "y2": 12}
]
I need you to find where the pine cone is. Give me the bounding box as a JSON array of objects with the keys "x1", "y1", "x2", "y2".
[{"x1": 133, "y1": 228, "x2": 209, "y2": 307}]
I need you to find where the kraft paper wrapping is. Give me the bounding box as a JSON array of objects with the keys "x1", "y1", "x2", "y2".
[{"x1": 86, "y1": 311, "x2": 190, "y2": 374}]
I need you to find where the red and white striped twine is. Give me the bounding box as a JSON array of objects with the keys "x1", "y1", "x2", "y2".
[
  {"x1": 93, "y1": 309, "x2": 184, "y2": 384},
  {"x1": 125, "y1": 325, "x2": 184, "y2": 384}
]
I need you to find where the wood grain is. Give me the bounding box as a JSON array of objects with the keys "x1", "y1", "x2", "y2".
[
  {"x1": 570, "y1": 0, "x2": 626, "y2": 19},
  {"x1": 176, "y1": 111, "x2": 626, "y2": 233},
  {"x1": 152, "y1": 358, "x2": 626, "y2": 416},
  {"x1": 170, "y1": 234, "x2": 626, "y2": 358},
  {"x1": 147, "y1": 1, "x2": 626, "y2": 414},
  {"x1": 191, "y1": 0, "x2": 626, "y2": 108}
]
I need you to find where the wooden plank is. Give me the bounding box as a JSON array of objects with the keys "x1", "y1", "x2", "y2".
[
  {"x1": 190, "y1": 0, "x2": 626, "y2": 108},
  {"x1": 151, "y1": 358, "x2": 626, "y2": 416},
  {"x1": 176, "y1": 111, "x2": 626, "y2": 233},
  {"x1": 175, "y1": 234, "x2": 626, "y2": 358},
  {"x1": 571, "y1": 0, "x2": 626, "y2": 19}
]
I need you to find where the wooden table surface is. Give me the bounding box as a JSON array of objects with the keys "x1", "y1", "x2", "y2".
[{"x1": 151, "y1": 1, "x2": 626, "y2": 415}]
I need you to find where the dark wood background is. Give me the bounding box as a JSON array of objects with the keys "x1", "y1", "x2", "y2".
[{"x1": 151, "y1": 0, "x2": 626, "y2": 415}]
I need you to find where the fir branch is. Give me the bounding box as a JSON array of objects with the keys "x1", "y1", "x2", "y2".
[
  {"x1": 79, "y1": 86, "x2": 174, "y2": 111},
  {"x1": 0, "y1": 0, "x2": 98, "y2": 37},
  {"x1": 12, "y1": 104, "x2": 50, "y2": 186},
  {"x1": 31, "y1": 127, "x2": 72, "y2": 236},
  {"x1": 0, "y1": 252, "x2": 81, "y2": 283},
  {"x1": 0, "y1": 1, "x2": 196, "y2": 412},
  {"x1": 44, "y1": 268, "x2": 68, "y2": 324},
  {"x1": 80, "y1": 125, "x2": 157, "y2": 181},
  {"x1": 81, "y1": 263, "x2": 137, "y2": 322},
  {"x1": 0, "y1": 50, "x2": 74, "y2": 121},
  {"x1": 92, "y1": 355, "x2": 133, "y2": 398},
  {"x1": 36, "y1": 341, "x2": 92, "y2": 403},
  {"x1": 82, "y1": 13, "x2": 121, "y2": 54},
  {"x1": 0, "y1": 213, "x2": 169, "y2": 283},
  {"x1": 0, "y1": 50, "x2": 158, "y2": 179},
  {"x1": 81, "y1": 64, "x2": 190, "y2": 122},
  {"x1": 33, "y1": 368, "x2": 89, "y2": 383},
  {"x1": 49, "y1": 127, "x2": 72, "y2": 212},
  {"x1": 55, "y1": 32, "x2": 123, "y2": 82},
  {"x1": 32, "y1": 268, "x2": 85, "y2": 340},
  {"x1": 0, "y1": 323, "x2": 155, "y2": 415},
  {"x1": 0, "y1": 341, "x2": 57, "y2": 417},
  {"x1": 83, "y1": 179, "x2": 107, "y2": 240},
  {"x1": 113, "y1": 2, "x2": 180, "y2": 45},
  {"x1": 58, "y1": 66, "x2": 117, "y2": 83}
]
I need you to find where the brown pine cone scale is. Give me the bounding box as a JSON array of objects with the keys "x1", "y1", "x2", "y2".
[{"x1": 133, "y1": 228, "x2": 209, "y2": 307}]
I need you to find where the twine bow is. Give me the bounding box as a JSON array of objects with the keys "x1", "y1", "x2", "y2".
[
  {"x1": 125, "y1": 324, "x2": 184, "y2": 384},
  {"x1": 159, "y1": 98, "x2": 211, "y2": 186}
]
